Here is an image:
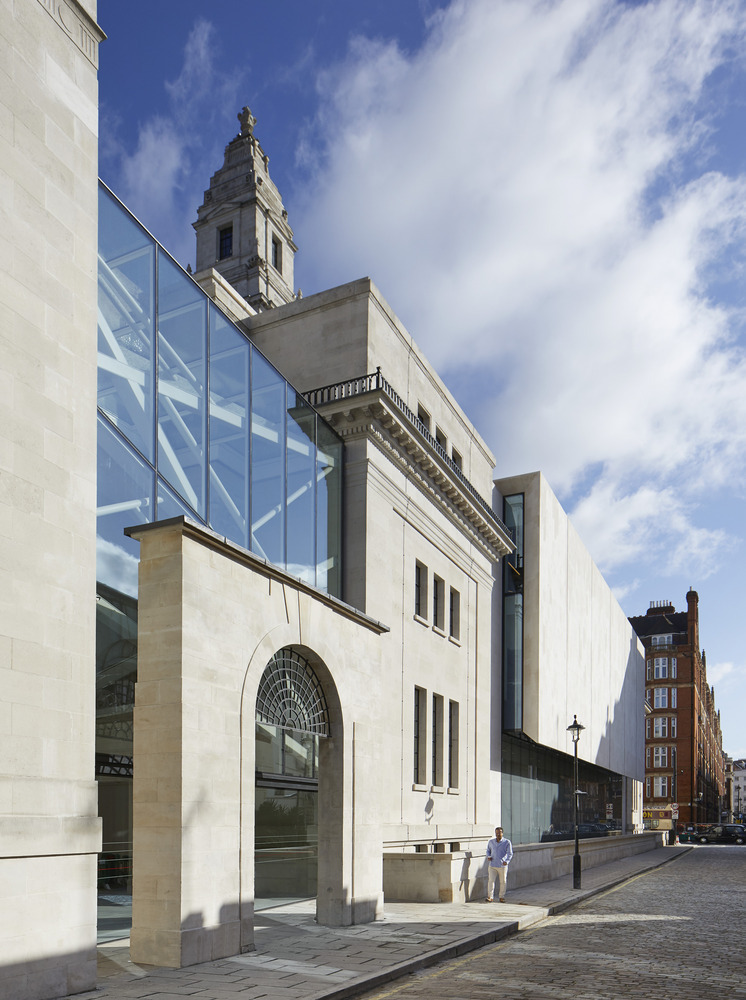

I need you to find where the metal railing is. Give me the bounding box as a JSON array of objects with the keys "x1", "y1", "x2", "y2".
[{"x1": 303, "y1": 369, "x2": 512, "y2": 541}]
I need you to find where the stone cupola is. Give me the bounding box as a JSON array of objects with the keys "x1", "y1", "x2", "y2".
[{"x1": 193, "y1": 107, "x2": 297, "y2": 310}]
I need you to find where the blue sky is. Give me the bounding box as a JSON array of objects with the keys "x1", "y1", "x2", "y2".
[{"x1": 98, "y1": 0, "x2": 746, "y2": 759}]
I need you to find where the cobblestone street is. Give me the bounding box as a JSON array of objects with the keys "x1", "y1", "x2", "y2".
[{"x1": 357, "y1": 846, "x2": 746, "y2": 1000}]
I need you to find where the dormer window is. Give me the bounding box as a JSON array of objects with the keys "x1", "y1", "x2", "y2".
[{"x1": 218, "y1": 226, "x2": 233, "y2": 260}]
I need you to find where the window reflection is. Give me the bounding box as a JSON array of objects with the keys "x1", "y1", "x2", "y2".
[
  {"x1": 157, "y1": 255, "x2": 207, "y2": 517},
  {"x1": 97, "y1": 413, "x2": 153, "y2": 598},
  {"x1": 251, "y1": 352, "x2": 286, "y2": 566},
  {"x1": 98, "y1": 191, "x2": 155, "y2": 462},
  {"x1": 209, "y1": 306, "x2": 250, "y2": 547},
  {"x1": 286, "y1": 391, "x2": 316, "y2": 585}
]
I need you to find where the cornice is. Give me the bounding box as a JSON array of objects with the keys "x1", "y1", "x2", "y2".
[
  {"x1": 36, "y1": 0, "x2": 105, "y2": 66},
  {"x1": 318, "y1": 396, "x2": 513, "y2": 562}
]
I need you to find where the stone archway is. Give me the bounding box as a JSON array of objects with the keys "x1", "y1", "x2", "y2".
[{"x1": 254, "y1": 648, "x2": 330, "y2": 906}]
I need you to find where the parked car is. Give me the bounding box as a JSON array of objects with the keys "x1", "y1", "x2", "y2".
[{"x1": 696, "y1": 824, "x2": 746, "y2": 845}]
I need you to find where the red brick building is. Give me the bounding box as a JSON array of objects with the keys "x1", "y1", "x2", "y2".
[{"x1": 629, "y1": 590, "x2": 725, "y2": 831}]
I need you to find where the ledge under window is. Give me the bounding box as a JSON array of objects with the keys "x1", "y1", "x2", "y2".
[
  {"x1": 412, "y1": 783, "x2": 428, "y2": 793},
  {"x1": 432, "y1": 625, "x2": 446, "y2": 638},
  {"x1": 430, "y1": 785, "x2": 445, "y2": 795},
  {"x1": 413, "y1": 615, "x2": 429, "y2": 628}
]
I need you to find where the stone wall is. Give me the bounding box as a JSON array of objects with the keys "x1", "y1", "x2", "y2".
[{"x1": 0, "y1": 2, "x2": 104, "y2": 998}]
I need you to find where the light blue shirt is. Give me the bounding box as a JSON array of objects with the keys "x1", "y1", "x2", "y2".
[{"x1": 486, "y1": 835, "x2": 513, "y2": 866}]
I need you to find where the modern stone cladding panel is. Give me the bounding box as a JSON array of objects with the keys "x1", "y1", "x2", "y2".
[
  {"x1": 0, "y1": 2, "x2": 103, "y2": 996},
  {"x1": 495, "y1": 472, "x2": 644, "y2": 782}
]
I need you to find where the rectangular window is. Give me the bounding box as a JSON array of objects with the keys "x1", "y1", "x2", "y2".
[
  {"x1": 671, "y1": 688, "x2": 677, "y2": 708},
  {"x1": 448, "y1": 700, "x2": 459, "y2": 788},
  {"x1": 654, "y1": 657, "x2": 668, "y2": 679},
  {"x1": 653, "y1": 716, "x2": 668, "y2": 738},
  {"x1": 654, "y1": 688, "x2": 668, "y2": 709},
  {"x1": 653, "y1": 776, "x2": 668, "y2": 797},
  {"x1": 645, "y1": 777, "x2": 651, "y2": 798},
  {"x1": 671, "y1": 716, "x2": 677, "y2": 737},
  {"x1": 433, "y1": 575, "x2": 445, "y2": 631},
  {"x1": 415, "y1": 561, "x2": 428, "y2": 619},
  {"x1": 449, "y1": 587, "x2": 460, "y2": 640},
  {"x1": 435, "y1": 426, "x2": 447, "y2": 452},
  {"x1": 646, "y1": 662, "x2": 653, "y2": 681},
  {"x1": 271, "y1": 236, "x2": 282, "y2": 272},
  {"x1": 413, "y1": 686, "x2": 426, "y2": 784},
  {"x1": 417, "y1": 405, "x2": 431, "y2": 433},
  {"x1": 654, "y1": 746, "x2": 668, "y2": 768},
  {"x1": 671, "y1": 658, "x2": 677, "y2": 678},
  {"x1": 218, "y1": 225, "x2": 233, "y2": 259},
  {"x1": 646, "y1": 746, "x2": 651, "y2": 768},
  {"x1": 432, "y1": 693, "x2": 444, "y2": 787},
  {"x1": 451, "y1": 448, "x2": 462, "y2": 470},
  {"x1": 646, "y1": 718, "x2": 651, "y2": 739},
  {"x1": 646, "y1": 688, "x2": 652, "y2": 703}
]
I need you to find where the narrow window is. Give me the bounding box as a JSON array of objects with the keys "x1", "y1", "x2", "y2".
[
  {"x1": 432, "y1": 693, "x2": 444, "y2": 787},
  {"x1": 646, "y1": 746, "x2": 651, "y2": 768},
  {"x1": 646, "y1": 662, "x2": 653, "y2": 681},
  {"x1": 433, "y1": 575, "x2": 445, "y2": 631},
  {"x1": 645, "y1": 718, "x2": 651, "y2": 739},
  {"x1": 448, "y1": 700, "x2": 459, "y2": 789},
  {"x1": 218, "y1": 225, "x2": 233, "y2": 260},
  {"x1": 645, "y1": 777, "x2": 651, "y2": 798},
  {"x1": 435, "y1": 426, "x2": 447, "y2": 452},
  {"x1": 671, "y1": 688, "x2": 677, "y2": 709},
  {"x1": 271, "y1": 236, "x2": 282, "y2": 272},
  {"x1": 415, "y1": 561, "x2": 428, "y2": 620},
  {"x1": 449, "y1": 587, "x2": 460, "y2": 640},
  {"x1": 671, "y1": 658, "x2": 677, "y2": 678},
  {"x1": 417, "y1": 405, "x2": 431, "y2": 433},
  {"x1": 671, "y1": 716, "x2": 677, "y2": 737},
  {"x1": 413, "y1": 686, "x2": 426, "y2": 784},
  {"x1": 451, "y1": 448, "x2": 462, "y2": 470}
]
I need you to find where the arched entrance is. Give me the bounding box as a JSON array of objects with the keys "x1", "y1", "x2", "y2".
[{"x1": 254, "y1": 647, "x2": 330, "y2": 907}]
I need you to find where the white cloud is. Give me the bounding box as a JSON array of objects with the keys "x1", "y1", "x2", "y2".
[
  {"x1": 104, "y1": 19, "x2": 243, "y2": 266},
  {"x1": 707, "y1": 661, "x2": 736, "y2": 685},
  {"x1": 293, "y1": 0, "x2": 746, "y2": 582}
]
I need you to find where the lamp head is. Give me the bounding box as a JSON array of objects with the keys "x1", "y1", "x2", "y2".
[{"x1": 567, "y1": 715, "x2": 585, "y2": 744}]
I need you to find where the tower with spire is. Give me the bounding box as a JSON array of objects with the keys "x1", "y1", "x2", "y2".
[{"x1": 194, "y1": 107, "x2": 297, "y2": 310}]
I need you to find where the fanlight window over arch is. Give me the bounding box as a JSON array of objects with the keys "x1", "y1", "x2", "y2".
[{"x1": 255, "y1": 648, "x2": 330, "y2": 736}]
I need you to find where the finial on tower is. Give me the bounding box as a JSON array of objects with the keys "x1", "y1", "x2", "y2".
[{"x1": 238, "y1": 106, "x2": 256, "y2": 136}]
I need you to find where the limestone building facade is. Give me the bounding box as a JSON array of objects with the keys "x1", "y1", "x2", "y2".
[
  {"x1": 3, "y1": 6, "x2": 648, "y2": 995},
  {"x1": 1, "y1": 2, "x2": 104, "y2": 998}
]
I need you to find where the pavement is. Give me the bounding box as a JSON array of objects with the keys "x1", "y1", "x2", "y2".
[{"x1": 87, "y1": 845, "x2": 691, "y2": 1000}]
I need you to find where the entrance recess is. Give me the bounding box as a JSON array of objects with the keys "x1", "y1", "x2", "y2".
[{"x1": 254, "y1": 648, "x2": 329, "y2": 907}]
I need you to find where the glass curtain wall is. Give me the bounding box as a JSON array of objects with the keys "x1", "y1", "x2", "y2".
[
  {"x1": 501, "y1": 734, "x2": 624, "y2": 846},
  {"x1": 95, "y1": 182, "x2": 344, "y2": 910},
  {"x1": 502, "y1": 494, "x2": 524, "y2": 732},
  {"x1": 97, "y1": 181, "x2": 343, "y2": 594}
]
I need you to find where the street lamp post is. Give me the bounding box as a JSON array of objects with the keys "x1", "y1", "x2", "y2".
[{"x1": 567, "y1": 715, "x2": 585, "y2": 890}]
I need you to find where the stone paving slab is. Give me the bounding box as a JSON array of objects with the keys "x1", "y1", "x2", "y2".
[{"x1": 81, "y1": 846, "x2": 691, "y2": 1000}]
